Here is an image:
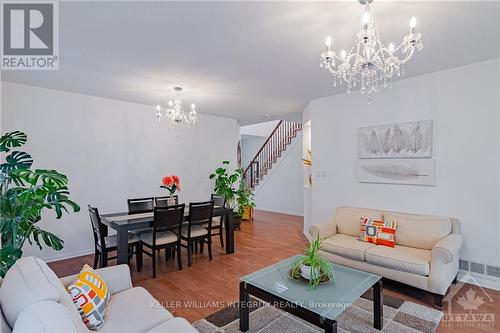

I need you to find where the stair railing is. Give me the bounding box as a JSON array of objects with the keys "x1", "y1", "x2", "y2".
[{"x1": 242, "y1": 120, "x2": 302, "y2": 189}]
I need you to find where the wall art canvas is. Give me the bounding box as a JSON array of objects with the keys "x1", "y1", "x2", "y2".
[
  {"x1": 358, "y1": 159, "x2": 435, "y2": 186},
  {"x1": 358, "y1": 120, "x2": 433, "y2": 158}
]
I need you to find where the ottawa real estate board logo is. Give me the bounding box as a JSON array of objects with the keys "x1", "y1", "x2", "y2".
[{"x1": 1, "y1": 1, "x2": 59, "y2": 70}]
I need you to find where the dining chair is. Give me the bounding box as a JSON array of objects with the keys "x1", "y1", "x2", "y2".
[
  {"x1": 208, "y1": 194, "x2": 225, "y2": 247},
  {"x1": 180, "y1": 201, "x2": 215, "y2": 267},
  {"x1": 127, "y1": 197, "x2": 154, "y2": 214},
  {"x1": 154, "y1": 195, "x2": 179, "y2": 208},
  {"x1": 88, "y1": 205, "x2": 141, "y2": 270},
  {"x1": 139, "y1": 204, "x2": 185, "y2": 278},
  {"x1": 128, "y1": 197, "x2": 154, "y2": 236}
]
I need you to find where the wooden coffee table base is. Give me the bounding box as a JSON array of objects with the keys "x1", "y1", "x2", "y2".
[{"x1": 239, "y1": 279, "x2": 383, "y2": 333}]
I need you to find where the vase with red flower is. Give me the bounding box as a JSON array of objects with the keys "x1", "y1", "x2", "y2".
[{"x1": 160, "y1": 175, "x2": 181, "y2": 206}]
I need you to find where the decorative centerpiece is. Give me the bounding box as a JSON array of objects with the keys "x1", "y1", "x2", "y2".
[
  {"x1": 290, "y1": 236, "x2": 334, "y2": 289},
  {"x1": 160, "y1": 175, "x2": 180, "y2": 205}
]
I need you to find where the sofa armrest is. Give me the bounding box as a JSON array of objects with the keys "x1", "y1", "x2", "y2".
[
  {"x1": 309, "y1": 221, "x2": 337, "y2": 240},
  {"x1": 60, "y1": 264, "x2": 132, "y2": 295},
  {"x1": 432, "y1": 233, "x2": 463, "y2": 265}
]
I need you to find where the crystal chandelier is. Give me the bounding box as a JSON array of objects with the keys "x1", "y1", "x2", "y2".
[
  {"x1": 155, "y1": 87, "x2": 197, "y2": 135},
  {"x1": 320, "y1": 0, "x2": 423, "y2": 100}
]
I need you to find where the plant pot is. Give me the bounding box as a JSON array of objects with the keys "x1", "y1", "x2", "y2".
[
  {"x1": 232, "y1": 213, "x2": 242, "y2": 230},
  {"x1": 242, "y1": 206, "x2": 253, "y2": 221},
  {"x1": 300, "y1": 264, "x2": 320, "y2": 281}
]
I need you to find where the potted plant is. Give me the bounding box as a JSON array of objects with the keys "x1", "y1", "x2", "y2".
[
  {"x1": 0, "y1": 131, "x2": 80, "y2": 278},
  {"x1": 160, "y1": 174, "x2": 180, "y2": 205},
  {"x1": 291, "y1": 236, "x2": 334, "y2": 289},
  {"x1": 236, "y1": 180, "x2": 255, "y2": 221},
  {"x1": 209, "y1": 161, "x2": 243, "y2": 229}
]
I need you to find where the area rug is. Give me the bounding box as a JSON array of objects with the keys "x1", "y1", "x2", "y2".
[{"x1": 193, "y1": 290, "x2": 443, "y2": 333}]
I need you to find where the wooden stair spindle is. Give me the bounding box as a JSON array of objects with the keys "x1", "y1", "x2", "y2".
[{"x1": 243, "y1": 121, "x2": 302, "y2": 189}]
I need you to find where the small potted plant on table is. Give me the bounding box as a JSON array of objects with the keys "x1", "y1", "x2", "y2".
[{"x1": 291, "y1": 236, "x2": 334, "y2": 289}]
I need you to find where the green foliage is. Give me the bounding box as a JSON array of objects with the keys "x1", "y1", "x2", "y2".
[
  {"x1": 209, "y1": 160, "x2": 256, "y2": 215},
  {"x1": 292, "y1": 236, "x2": 334, "y2": 289},
  {"x1": 209, "y1": 161, "x2": 242, "y2": 211},
  {"x1": 0, "y1": 131, "x2": 80, "y2": 278},
  {"x1": 235, "y1": 181, "x2": 256, "y2": 216}
]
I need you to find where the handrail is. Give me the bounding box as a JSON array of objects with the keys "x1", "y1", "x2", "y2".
[
  {"x1": 243, "y1": 120, "x2": 283, "y2": 175},
  {"x1": 242, "y1": 120, "x2": 302, "y2": 189}
]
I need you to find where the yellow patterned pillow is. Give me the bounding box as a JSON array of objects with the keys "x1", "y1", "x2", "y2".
[{"x1": 67, "y1": 264, "x2": 110, "y2": 330}]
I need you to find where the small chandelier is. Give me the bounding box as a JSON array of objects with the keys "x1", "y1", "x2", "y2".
[
  {"x1": 155, "y1": 86, "x2": 197, "y2": 135},
  {"x1": 320, "y1": 0, "x2": 423, "y2": 100}
]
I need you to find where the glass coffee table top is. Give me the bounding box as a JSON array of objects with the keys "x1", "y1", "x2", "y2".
[{"x1": 240, "y1": 255, "x2": 381, "y2": 321}]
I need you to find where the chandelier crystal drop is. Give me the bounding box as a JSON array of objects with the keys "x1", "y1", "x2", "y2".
[
  {"x1": 155, "y1": 86, "x2": 197, "y2": 136},
  {"x1": 320, "y1": 0, "x2": 423, "y2": 100}
]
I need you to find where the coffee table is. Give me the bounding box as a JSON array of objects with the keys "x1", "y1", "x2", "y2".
[{"x1": 239, "y1": 255, "x2": 383, "y2": 333}]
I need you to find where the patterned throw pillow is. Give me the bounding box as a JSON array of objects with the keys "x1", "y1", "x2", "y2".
[
  {"x1": 67, "y1": 264, "x2": 110, "y2": 330},
  {"x1": 359, "y1": 218, "x2": 397, "y2": 248}
]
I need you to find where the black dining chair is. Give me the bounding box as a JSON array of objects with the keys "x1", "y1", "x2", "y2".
[
  {"x1": 88, "y1": 205, "x2": 141, "y2": 270},
  {"x1": 154, "y1": 195, "x2": 179, "y2": 208},
  {"x1": 139, "y1": 204, "x2": 185, "y2": 277},
  {"x1": 128, "y1": 197, "x2": 154, "y2": 236},
  {"x1": 179, "y1": 201, "x2": 215, "y2": 267},
  {"x1": 127, "y1": 197, "x2": 154, "y2": 214},
  {"x1": 207, "y1": 194, "x2": 225, "y2": 247}
]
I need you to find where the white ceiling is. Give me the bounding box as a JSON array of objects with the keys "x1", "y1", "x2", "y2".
[{"x1": 2, "y1": 1, "x2": 499, "y2": 124}]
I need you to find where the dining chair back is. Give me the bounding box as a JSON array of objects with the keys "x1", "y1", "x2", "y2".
[
  {"x1": 152, "y1": 204, "x2": 185, "y2": 242},
  {"x1": 154, "y1": 195, "x2": 179, "y2": 208},
  {"x1": 127, "y1": 197, "x2": 154, "y2": 214},
  {"x1": 88, "y1": 205, "x2": 108, "y2": 252},
  {"x1": 210, "y1": 194, "x2": 226, "y2": 208},
  {"x1": 188, "y1": 200, "x2": 215, "y2": 231}
]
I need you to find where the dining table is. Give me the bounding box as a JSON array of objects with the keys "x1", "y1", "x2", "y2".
[{"x1": 100, "y1": 206, "x2": 235, "y2": 265}]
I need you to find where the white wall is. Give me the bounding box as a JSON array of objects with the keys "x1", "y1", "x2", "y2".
[
  {"x1": 253, "y1": 135, "x2": 304, "y2": 216},
  {"x1": 306, "y1": 58, "x2": 500, "y2": 266},
  {"x1": 240, "y1": 135, "x2": 266, "y2": 169},
  {"x1": 240, "y1": 120, "x2": 279, "y2": 137},
  {"x1": 1, "y1": 82, "x2": 239, "y2": 261}
]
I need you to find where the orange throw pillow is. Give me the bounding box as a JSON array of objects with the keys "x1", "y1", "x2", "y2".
[{"x1": 359, "y1": 218, "x2": 397, "y2": 248}]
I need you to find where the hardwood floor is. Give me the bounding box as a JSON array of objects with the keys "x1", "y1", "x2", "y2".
[{"x1": 49, "y1": 210, "x2": 499, "y2": 332}]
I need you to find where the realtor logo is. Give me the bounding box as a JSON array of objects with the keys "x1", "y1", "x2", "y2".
[{"x1": 1, "y1": 1, "x2": 59, "y2": 70}]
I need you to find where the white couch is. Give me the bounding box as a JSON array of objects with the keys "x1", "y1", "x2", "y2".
[
  {"x1": 309, "y1": 207, "x2": 463, "y2": 305},
  {"x1": 0, "y1": 257, "x2": 198, "y2": 333}
]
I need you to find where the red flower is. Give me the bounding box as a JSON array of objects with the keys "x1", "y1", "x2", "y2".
[
  {"x1": 172, "y1": 175, "x2": 180, "y2": 185},
  {"x1": 162, "y1": 176, "x2": 173, "y2": 186}
]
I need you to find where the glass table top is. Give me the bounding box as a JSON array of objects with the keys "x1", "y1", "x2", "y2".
[{"x1": 240, "y1": 255, "x2": 381, "y2": 320}]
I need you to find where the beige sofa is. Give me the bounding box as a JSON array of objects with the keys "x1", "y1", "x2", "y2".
[
  {"x1": 309, "y1": 207, "x2": 463, "y2": 305},
  {"x1": 0, "y1": 257, "x2": 198, "y2": 333}
]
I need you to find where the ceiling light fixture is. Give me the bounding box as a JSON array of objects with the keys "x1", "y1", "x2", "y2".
[
  {"x1": 320, "y1": 0, "x2": 423, "y2": 101},
  {"x1": 155, "y1": 86, "x2": 197, "y2": 136}
]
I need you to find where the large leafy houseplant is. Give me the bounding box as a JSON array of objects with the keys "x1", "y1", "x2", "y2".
[
  {"x1": 0, "y1": 131, "x2": 80, "y2": 277},
  {"x1": 209, "y1": 161, "x2": 242, "y2": 213},
  {"x1": 291, "y1": 236, "x2": 334, "y2": 289}
]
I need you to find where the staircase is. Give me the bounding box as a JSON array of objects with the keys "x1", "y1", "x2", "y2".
[{"x1": 243, "y1": 120, "x2": 302, "y2": 189}]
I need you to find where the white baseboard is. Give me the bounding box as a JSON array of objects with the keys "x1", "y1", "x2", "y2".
[
  {"x1": 457, "y1": 269, "x2": 500, "y2": 291},
  {"x1": 42, "y1": 248, "x2": 94, "y2": 263}
]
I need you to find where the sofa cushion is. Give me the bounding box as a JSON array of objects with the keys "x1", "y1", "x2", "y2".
[
  {"x1": 146, "y1": 318, "x2": 199, "y2": 333},
  {"x1": 321, "y1": 234, "x2": 377, "y2": 261},
  {"x1": 67, "y1": 264, "x2": 111, "y2": 330},
  {"x1": 359, "y1": 218, "x2": 397, "y2": 248},
  {"x1": 365, "y1": 245, "x2": 431, "y2": 276},
  {"x1": 100, "y1": 287, "x2": 173, "y2": 333},
  {"x1": 0, "y1": 257, "x2": 67, "y2": 328},
  {"x1": 12, "y1": 301, "x2": 87, "y2": 333},
  {"x1": 1, "y1": 304, "x2": 11, "y2": 333},
  {"x1": 384, "y1": 212, "x2": 451, "y2": 250},
  {"x1": 335, "y1": 207, "x2": 383, "y2": 237}
]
